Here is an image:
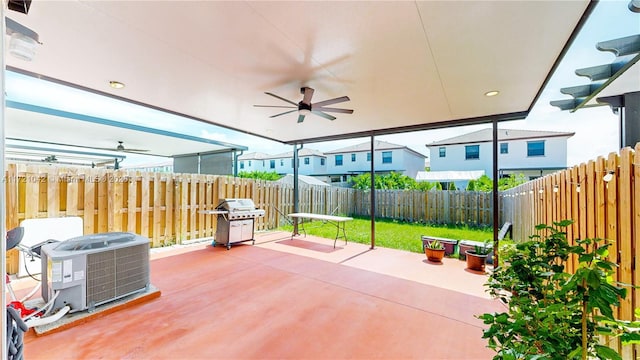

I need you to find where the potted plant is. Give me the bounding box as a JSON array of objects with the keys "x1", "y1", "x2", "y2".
[
  {"x1": 465, "y1": 240, "x2": 491, "y2": 271},
  {"x1": 421, "y1": 236, "x2": 458, "y2": 256},
  {"x1": 425, "y1": 239, "x2": 446, "y2": 263}
]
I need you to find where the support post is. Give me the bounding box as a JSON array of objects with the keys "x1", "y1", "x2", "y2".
[
  {"x1": 370, "y1": 134, "x2": 375, "y2": 249},
  {"x1": 599, "y1": 91, "x2": 640, "y2": 148},
  {"x1": 623, "y1": 92, "x2": 640, "y2": 148},
  {"x1": 233, "y1": 150, "x2": 243, "y2": 178},
  {"x1": 1, "y1": 7, "x2": 8, "y2": 360},
  {"x1": 492, "y1": 119, "x2": 499, "y2": 267},
  {"x1": 293, "y1": 144, "x2": 302, "y2": 235}
]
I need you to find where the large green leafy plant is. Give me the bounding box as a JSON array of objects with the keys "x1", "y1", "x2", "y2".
[
  {"x1": 479, "y1": 220, "x2": 638, "y2": 360},
  {"x1": 237, "y1": 171, "x2": 282, "y2": 181},
  {"x1": 350, "y1": 172, "x2": 440, "y2": 190}
]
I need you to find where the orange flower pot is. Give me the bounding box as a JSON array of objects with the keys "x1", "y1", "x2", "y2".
[{"x1": 425, "y1": 248, "x2": 445, "y2": 262}]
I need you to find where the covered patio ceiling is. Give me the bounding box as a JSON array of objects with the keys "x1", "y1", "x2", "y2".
[
  {"x1": 5, "y1": 101, "x2": 248, "y2": 158},
  {"x1": 5, "y1": 0, "x2": 594, "y2": 147},
  {"x1": 3, "y1": 70, "x2": 249, "y2": 159}
]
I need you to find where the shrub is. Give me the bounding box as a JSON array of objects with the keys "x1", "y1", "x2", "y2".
[
  {"x1": 350, "y1": 172, "x2": 439, "y2": 190},
  {"x1": 479, "y1": 220, "x2": 636, "y2": 359},
  {"x1": 237, "y1": 171, "x2": 282, "y2": 181}
]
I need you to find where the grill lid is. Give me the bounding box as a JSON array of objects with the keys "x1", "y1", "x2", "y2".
[
  {"x1": 217, "y1": 198, "x2": 257, "y2": 212},
  {"x1": 218, "y1": 199, "x2": 256, "y2": 212}
]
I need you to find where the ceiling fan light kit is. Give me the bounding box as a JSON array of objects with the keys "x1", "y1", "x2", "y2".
[
  {"x1": 96, "y1": 141, "x2": 149, "y2": 153},
  {"x1": 254, "y1": 86, "x2": 353, "y2": 123}
]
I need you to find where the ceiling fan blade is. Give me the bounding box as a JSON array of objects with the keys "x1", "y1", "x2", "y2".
[
  {"x1": 270, "y1": 109, "x2": 298, "y2": 118},
  {"x1": 254, "y1": 105, "x2": 296, "y2": 109},
  {"x1": 301, "y1": 87, "x2": 315, "y2": 105},
  {"x1": 313, "y1": 107, "x2": 353, "y2": 114},
  {"x1": 297, "y1": 114, "x2": 306, "y2": 123},
  {"x1": 312, "y1": 111, "x2": 336, "y2": 121},
  {"x1": 265, "y1": 92, "x2": 298, "y2": 106},
  {"x1": 312, "y1": 96, "x2": 350, "y2": 108}
]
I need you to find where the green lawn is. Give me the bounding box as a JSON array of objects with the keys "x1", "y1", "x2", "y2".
[{"x1": 279, "y1": 216, "x2": 493, "y2": 253}]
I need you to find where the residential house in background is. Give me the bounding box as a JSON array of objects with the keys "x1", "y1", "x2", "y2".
[
  {"x1": 424, "y1": 128, "x2": 575, "y2": 188},
  {"x1": 238, "y1": 141, "x2": 427, "y2": 186},
  {"x1": 237, "y1": 152, "x2": 269, "y2": 173},
  {"x1": 238, "y1": 148, "x2": 327, "y2": 176},
  {"x1": 323, "y1": 140, "x2": 427, "y2": 185}
]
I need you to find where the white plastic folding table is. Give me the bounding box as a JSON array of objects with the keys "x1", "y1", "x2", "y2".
[{"x1": 287, "y1": 212, "x2": 353, "y2": 248}]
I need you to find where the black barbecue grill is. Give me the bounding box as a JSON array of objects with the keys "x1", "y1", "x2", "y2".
[{"x1": 211, "y1": 198, "x2": 265, "y2": 250}]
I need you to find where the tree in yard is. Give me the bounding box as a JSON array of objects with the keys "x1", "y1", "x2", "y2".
[
  {"x1": 237, "y1": 171, "x2": 282, "y2": 181},
  {"x1": 468, "y1": 174, "x2": 527, "y2": 192},
  {"x1": 350, "y1": 172, "x2": 439, "y2": 191}
]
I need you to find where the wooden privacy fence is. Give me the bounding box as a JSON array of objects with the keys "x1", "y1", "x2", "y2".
[
  {"x1": 501, "y1": 144, "x2": 640, "y2": 358},
  {"x1": 2, "y1": 165, "x2": 284, "y2": 273},
  {"x1": 351, "y1": 189, "x2": 493, "y2": 225},
  {"x1": 4, "y1": 163, "x2": 494, "y2": 274}
]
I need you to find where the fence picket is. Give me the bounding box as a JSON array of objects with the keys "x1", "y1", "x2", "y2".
[{"x1": 501, "y1": 146, "x2": 638, "y2": 354}]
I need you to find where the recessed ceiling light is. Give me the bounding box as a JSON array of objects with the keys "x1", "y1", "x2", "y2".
[
  {"x1": 109, "y1": 81, "x2": 125, "y2": 89},
  {"x1": 485, "y1": 90, "x2": 500, "y2": 97}
]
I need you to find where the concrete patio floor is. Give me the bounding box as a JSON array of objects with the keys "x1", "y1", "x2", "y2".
[{"x1": 19, "y1": 231, "x2": 504, "y2": 359}]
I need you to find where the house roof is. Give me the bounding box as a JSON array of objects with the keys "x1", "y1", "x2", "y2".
[
  {"x1": 324, "y1": 140, "x2": 426, "y2": 159},
  {"x1": 239, "y1": 148, "x2": 326, "y2": 160},
  {"x1": 238, "y1": 152, "x2": 271, "y2": 160},
  {"x1": 270, "y1": 148, "x2": 326, "y2": 159},
  {"x1": 4, "y1": 1, "x2": 594, "y2": 146},
  {"x1": 276, "y1": 174, "x2": 330, "y2": 187},
  {"x1": 426, "y1": 128, "x2": 576, "y2": 147}
]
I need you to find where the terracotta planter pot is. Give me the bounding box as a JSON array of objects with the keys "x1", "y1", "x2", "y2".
[
  {"x1": 465, "y1": 250, "x2": 488, "y2": 271},
  {"x1": 459, "y1": 240, "x2": 493, "y2": 263},
  {"x1": 425, "y1": 248, "x2": 445, "y2": 262},
  {"x1": 421, "y1": 236, "x2": 458, "y2": 256}
]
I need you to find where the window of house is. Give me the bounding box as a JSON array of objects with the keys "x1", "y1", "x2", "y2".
[
  {"x1": 500, "y1": 143, "x2": 508, "y2": 154},
  {"x1": 304, "y1": 157, "x2": 310, "y2": 165},
  {"x1": 367, "y1": 152, "x2": 371, "y2": 161},
  {"x1": 527, "y1": 141, "x2": 545, "y2": 156},
  {"x1": 439, "y1": 147, "x2": 446, "y2": 157},
  {"x1": 351, "y1": 153, "x2": 356, "y2": 162},
  {"x1": 269, "y1": 160, "x2": 275, "y2": 169},
  {"x1": 465, "y1": 145, "x2": 480, "y2": 160},
  {"x1": 382, "y1": 151, "x2": 392, "y2": 164},
  {"x1": 320, "y1": 158, "x2": 325, "y2": 166},
  {"x1": 335, "y1": 155, "x2": 343, "y2": 166},
  {"x1": 240, "y1": 161, "x2": 244, "y2": 169}
]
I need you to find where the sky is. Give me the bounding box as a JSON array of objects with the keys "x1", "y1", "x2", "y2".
[{"x1": 191, "y1": 0, "x2": 637, "y2": 168}]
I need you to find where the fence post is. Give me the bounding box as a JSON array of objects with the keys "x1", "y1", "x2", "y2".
[{"x1": 443, "y1": 190, "x2": 450, "y2": 224}]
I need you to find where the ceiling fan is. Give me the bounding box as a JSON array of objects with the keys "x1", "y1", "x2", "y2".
[
  {"x1": 42, "y1": 155, "x2": 58, "y2": 163},
  {"x1": 254, "y1": 86, "x2": 353, "y2": 123},
  {"x1": 99, "y1": 141, "x2": 149, "y2": 153}
]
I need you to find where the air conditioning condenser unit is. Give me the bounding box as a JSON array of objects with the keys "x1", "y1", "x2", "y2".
[{"x1": 41, "y1": 232, "x2": 150, "y2": 313}]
